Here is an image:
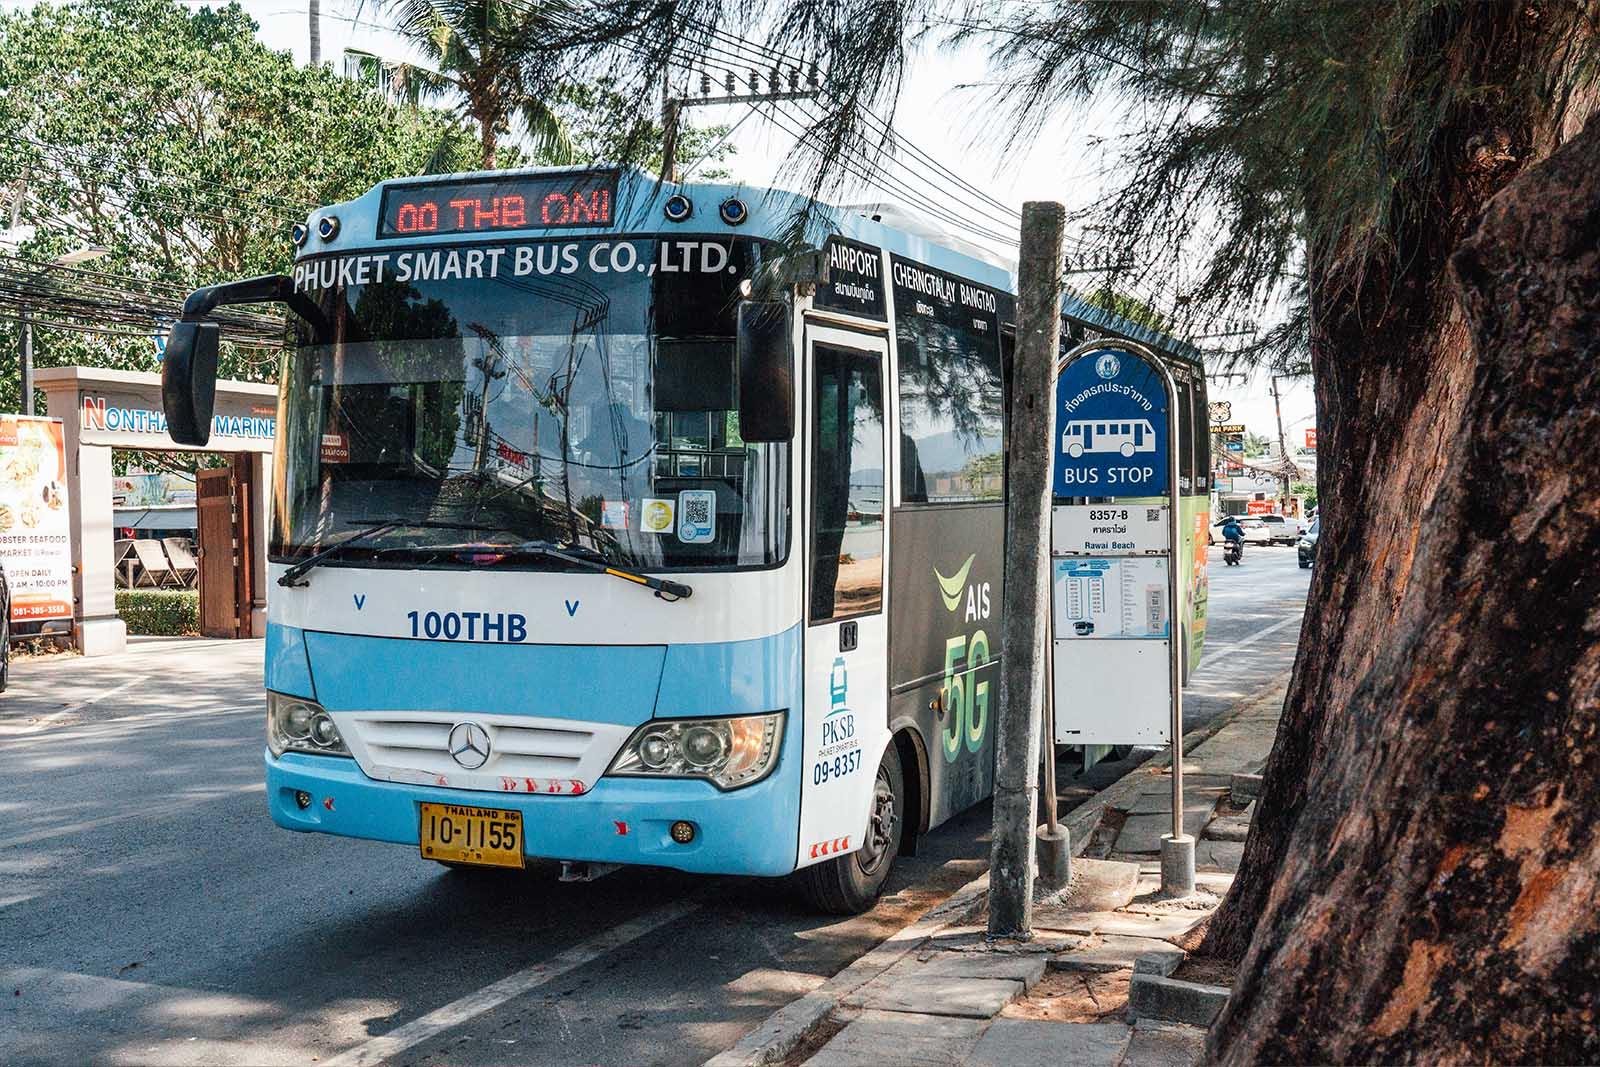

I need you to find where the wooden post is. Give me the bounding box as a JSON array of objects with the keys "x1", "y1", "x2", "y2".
[{"x1": 988, "y1": 201, "x2": 1065, "y2": 939}]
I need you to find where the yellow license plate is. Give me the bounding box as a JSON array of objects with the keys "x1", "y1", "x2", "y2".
[{"x1": 419, "y1": 803, "x2": 524, "y2": 869}]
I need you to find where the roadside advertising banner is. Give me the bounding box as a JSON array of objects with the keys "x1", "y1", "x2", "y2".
[
  {"x1": 1246, "y1": 499, "x2": 1276, "y2": 515},
  {"x1": 0, "y1": 415, "x2": 74, "y2": 624}
]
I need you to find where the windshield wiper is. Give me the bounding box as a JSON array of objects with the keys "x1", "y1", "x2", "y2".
[
  {"x1": 441, "y1": 539, "x2": 694, "y2": 602},
  {"x1": 277, "y1": 520, "x2": 406, "y2": 588},
  {"x1": 277, "y1": 519, "x2": 522, "y2": 587}
]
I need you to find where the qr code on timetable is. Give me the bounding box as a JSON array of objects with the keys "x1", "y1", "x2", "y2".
[
  {"x1": 684, "y1": 495, "x2": 711, "y2": 526},
  {"x1": 1147, "y1": 508, "x2": 1162, "y2": 522}
]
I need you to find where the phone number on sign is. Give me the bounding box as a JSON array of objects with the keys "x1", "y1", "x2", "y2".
[{"x1": 812, "y1": 749, "x2": 862, "y2": 785}]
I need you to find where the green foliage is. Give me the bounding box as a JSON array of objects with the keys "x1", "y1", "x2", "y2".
[
  {"x1": 116, "y1": 588, "x2": 199, "y2": 635},
  {"x1": 1291, "y1": 480, "x2": 1318, "y2": 510},
  {"x1": 381, "y1": 0, "x2": 579, "y2": 167},
  {"x1": 1243, "y1": 432, "x2": 1273, "y2": 458},
  {"x1": 554, "y1": 78, "x2": 737, "y2": 179},
  {"x1": 1082, "y1": 286, "x2": 1173, "y2": 334},
  {"x1": 0, "y1": 0, "x2": 480, "y2": 402}
]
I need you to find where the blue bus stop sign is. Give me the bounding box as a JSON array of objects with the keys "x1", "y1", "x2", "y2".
[{"x1": 1053, "y1": 347, "x2": 1170, "y2": 496}]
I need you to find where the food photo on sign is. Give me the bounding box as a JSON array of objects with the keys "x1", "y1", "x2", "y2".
[{"x1": 0, "y1": 416, "x2": 75, "y2": 625}]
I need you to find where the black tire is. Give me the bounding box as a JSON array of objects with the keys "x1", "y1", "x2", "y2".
[
  {"x1": 1109, "y1": 744, "x2": 1136, "y2": 761},
  {"x1": 797, "y1": 742, "x2": 905, "y2": 915},
  {"x1": 1299, "y1": 559, "x2": 1312, "y2": 569}
]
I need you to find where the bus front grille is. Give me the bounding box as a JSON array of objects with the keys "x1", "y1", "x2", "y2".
[{"x1": 337, "y1": 711, "x2": 634, "y2": 795}]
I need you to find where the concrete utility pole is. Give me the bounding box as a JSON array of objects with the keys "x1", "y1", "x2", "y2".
[
  {"x1": 20, "y1": 309, "x2": 32, "y2": 415},
  {"x1": 660, "y1": 77, "x2": 681, "y2": 183},
  {"x1": 1270, "y1": 374, "x2": 1291, "y2": 512},
  {"x1": 988, "y1": 201, "x2": 1065, "y2": 940},
  {"x1": 308, "y1": 0, "x2": 321, "y2": 67}
]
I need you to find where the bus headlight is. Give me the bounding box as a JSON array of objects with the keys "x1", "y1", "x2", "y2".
[
  {"x1": 607, "y1": 712, "x2": 784, "y2": 790},
  {"x1": 267, "y1": 692, "x2": 350, "y2": 758}
]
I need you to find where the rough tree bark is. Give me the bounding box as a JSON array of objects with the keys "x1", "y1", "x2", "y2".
[
  {"x1": 1205, "y1": 100, "x2": 1600, "y2": 1065},
  {"x1": 1203, "y1": 1, "x2": 1591, "y2": 964}
]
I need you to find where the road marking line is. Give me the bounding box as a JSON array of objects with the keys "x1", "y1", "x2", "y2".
[
  {"x1": 0, "y1": 782, "x2": 265, "y2": 849},
  {"x1": 1, "y1": 677, "x2": 146, "y2": 734},
  {"x1": 1196, "y1": 614, "x2": 1300, "y2": 671},
  {"x1": 0, "y1": 702, "x2": 261, "y2": 744},
  {"x1": 324, "y1": 901, "x2": 700, "y2": 1067}
]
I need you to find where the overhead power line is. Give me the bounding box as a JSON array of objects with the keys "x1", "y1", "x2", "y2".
[{"x1": 0, "y1": 253, "x2": 284, "y2": 347}]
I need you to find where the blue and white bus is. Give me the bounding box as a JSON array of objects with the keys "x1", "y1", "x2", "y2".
[{"x1": 162, "y1": 167, "x2": 1209, "y2": 912}]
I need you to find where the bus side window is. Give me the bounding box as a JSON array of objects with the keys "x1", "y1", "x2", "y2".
[
  {"x1": 896, "y1": 317, "x2": 1003, "y2": 504},
  {"x1": 1192, "y1": 375, "x2": 1210, "y2": 490},
  {"x1": 810, "y1": 346, "x2": 885, "y2": 623},
  {"x1": 1176, "y1": 379, "x2": 1194, "y2": 493}
]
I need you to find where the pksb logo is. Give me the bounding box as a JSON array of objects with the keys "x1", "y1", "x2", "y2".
[{"x1": 933, "y1": 555, "x2": 991, "y2": 763}]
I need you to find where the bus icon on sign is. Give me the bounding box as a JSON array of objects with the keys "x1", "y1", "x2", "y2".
[{"x1": 1062, "y1": 419, "x2": 1157, "y2": 458}]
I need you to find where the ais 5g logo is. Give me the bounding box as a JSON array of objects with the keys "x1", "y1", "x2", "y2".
[{"x1": 933, "y1": 554, "x2": 992, "y2": 763}]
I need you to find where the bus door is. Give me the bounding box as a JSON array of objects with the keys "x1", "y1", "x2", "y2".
[{"x1": 795, "y1": 327, "x2": 892, "y2": 868}]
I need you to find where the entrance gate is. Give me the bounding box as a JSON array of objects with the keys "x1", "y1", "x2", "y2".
[{"x1": 37, "y1": 366, "x2": 275, "y2": 655}]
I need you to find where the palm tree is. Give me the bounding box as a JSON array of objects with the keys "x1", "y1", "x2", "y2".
[{"x1": 384, "y1": 0, "x2": 574, "y2": 168}]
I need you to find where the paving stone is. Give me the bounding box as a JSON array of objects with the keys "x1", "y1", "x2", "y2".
[
  {"x1": 1032, "y1": 908, "x2": 1204, "y2": 940},
  {"x1": 1136, "y1": 772, "x2": 1229, "y2": 795},
  {"x1": 900, "y1": 950, "x2": 1048, "y2": 987},
  {"x1": 1053, "y1": 857, "x2": 1143, "y2": 911},
  {"x1": 1204, "y1": 816, "x2": 1251, "y2": 842},
  {"x1": 1229, "y1": 773, "x2": 1262, "y2": 804},
  {"x1": 1051, "y1": 933, "x2": 1173, "y2": 974},
  {"x1": 1133, "y1": 946, "x2": 1186, "y2": 976},
  {"x1": 968, "y1": 1020, "x2": 1131, "y2": 1067},
  {"x1": 805, "y1": 1009, "x2": 988, "y2": 1066},
  {"x1": 926, "y1": 928, "x2": 1083, "y2": 954},
  {"x1": 1128, "y1": 973, "x2": 1229, "y2": 1027},
  {"x1": 1127, "y1": 790, "x2": 1222, "y2": 817},
  {"x1": 1114, "y1": 809, "x2": 1211, "y2": 854},
  {"x1": 1121, "y1": 1019, "x2": 1208, "y2": 1067},
  {"x1": 1195, "y1": 838, "x2": 1246, "y2": 873},
  {"x1": 845, "y1": 973, "x2": 1023, "y2": 1018}
]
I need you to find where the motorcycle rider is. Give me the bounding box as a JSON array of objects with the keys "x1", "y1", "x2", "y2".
[{"x1": 1221, "y1": 515, "x2": 1245, "y2": 559}]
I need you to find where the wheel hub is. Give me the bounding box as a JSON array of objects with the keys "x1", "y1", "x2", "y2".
[{"x1": 857, "y1": 768, "x2": 897, "y2": 875}]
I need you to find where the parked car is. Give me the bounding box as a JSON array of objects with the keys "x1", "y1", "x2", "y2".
[
  {"x1": 1251, "y1": 513, "x2": 1303, "y2": 545},
  {"x1": 1298, "y1": 517, "x2": 1320, "y2": 568}
]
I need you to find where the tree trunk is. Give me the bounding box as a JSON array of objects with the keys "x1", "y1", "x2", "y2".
[
  {"x1": 1205, "y1": 100, "x2": 1600, "y2": 1067},
  {"x1": 1201, "y1": 0, "x2": 1587, "y2": 965},
  {"x1": 480, "y1": 122, "x2": 497, "y2": 169}
]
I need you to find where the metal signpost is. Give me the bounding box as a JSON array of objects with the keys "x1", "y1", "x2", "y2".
[{"x1": 1049, "y1": 340, "x2": 1195, "y2": 896}]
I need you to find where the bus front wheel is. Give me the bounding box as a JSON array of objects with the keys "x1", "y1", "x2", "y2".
[{"x1": 797, "y1": 743, "x2": 905, "y2": 915}]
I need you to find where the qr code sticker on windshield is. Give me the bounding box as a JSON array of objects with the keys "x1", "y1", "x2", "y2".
[{"x1": 677, "y1": 489, "x2": 716, "y2": 544}]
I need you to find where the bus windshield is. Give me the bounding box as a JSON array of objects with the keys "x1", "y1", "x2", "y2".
[{"x1": 273, "y1": 237, "x2": 789, "y2": 573}]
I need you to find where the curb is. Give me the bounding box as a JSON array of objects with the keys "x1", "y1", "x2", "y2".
[
  {"x1": 704, "y1": 669, "x2": 1290, "y2": 1067},
  {"x1": 704, "y1": 872, "x2": 992, "y2": 1067}
]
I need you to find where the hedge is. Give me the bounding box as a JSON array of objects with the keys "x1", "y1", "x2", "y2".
[{"x1": 116, "y1": 589, "x2": 200, "y2": 636}]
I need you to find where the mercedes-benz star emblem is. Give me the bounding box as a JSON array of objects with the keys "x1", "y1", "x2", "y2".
[{"x1": 447, "y1": 721, "x2": 491, "y2": 770}]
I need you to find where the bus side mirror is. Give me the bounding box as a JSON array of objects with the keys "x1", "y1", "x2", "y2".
[
  {"x1": 736, "y1": 301, "x2": 794, "y2": 442},
  {"x1": 162, "y1": 321, "x2": 220, "y2": 446}
]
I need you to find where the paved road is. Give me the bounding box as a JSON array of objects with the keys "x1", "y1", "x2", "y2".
[{"x1": 0, "y1": 546, "x2": 1309, "y2": 1066}]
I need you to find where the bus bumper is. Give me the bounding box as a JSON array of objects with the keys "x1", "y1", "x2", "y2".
[{"x1": 264, "y1": 750, "x2": 801, "y2": 877}]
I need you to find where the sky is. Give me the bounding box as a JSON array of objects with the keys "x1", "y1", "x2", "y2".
[{"x1": 10, "y1": 0, "x2": 1317, "y2": 441}]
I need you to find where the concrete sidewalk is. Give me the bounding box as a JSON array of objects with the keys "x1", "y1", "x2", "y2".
[{"x1": 709, "y1": 675, "x2": 1287, "y2": 1067}]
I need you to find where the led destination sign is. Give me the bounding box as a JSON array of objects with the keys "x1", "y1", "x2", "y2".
[{"x1": 378, "y1": 171, "x2": 618, "y2": 238}]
